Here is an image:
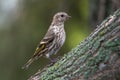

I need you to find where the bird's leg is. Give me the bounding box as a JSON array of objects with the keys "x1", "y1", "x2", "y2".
[
  {"x1": 47, "y1": 57, "x2": 57, "y2": 66},
  {"x1": 46, "y1": 57, "x2": 61, "y2": 67},
  {"x1": 50, "y1": 55, "x2": 62, "y2": 63},
  {"x1": 45, "y1": 53, "x2": 61, "y2": 67}
]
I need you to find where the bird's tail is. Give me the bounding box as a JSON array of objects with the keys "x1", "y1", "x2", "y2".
[{"x1": 22, "y1": 58, "x2": 35, "y2": 69}]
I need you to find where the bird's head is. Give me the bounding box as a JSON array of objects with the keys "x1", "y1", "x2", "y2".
[{"x1": 53, "y1": 12, "x2": 71, "y2": 23}]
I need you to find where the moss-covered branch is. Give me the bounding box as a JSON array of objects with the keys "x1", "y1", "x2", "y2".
[{"x1": 29, "y1": 9, "x2": 120, "y2": 80}]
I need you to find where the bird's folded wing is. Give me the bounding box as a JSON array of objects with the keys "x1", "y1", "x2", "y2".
[{"x1": 33, "y1": 34, "x2": 55, "y2": 57}]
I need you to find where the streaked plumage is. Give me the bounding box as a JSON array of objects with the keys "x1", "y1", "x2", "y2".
[{"x1": 22, "y1": 12, "x2": 70, "y2": 69}]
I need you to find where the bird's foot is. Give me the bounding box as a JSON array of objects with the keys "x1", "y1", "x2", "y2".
[
  {"x1": 47, "y1": 56, "x2": 61, "y2": 67},
  {"x1": 50, "y1": 56, "x2": 61, "y2": 63}
]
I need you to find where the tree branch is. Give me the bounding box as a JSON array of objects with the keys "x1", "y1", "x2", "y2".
[{"x1": 29, "y1": 8, "x2": 120, "y2": 80}]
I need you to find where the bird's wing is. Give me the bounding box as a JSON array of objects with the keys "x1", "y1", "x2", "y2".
[
  {"x1": 33, "y1": 30, "x2": 55, "y2": 57},
  {"x1": 22, "y1": 29, "x2": 55, "y2": 69}
]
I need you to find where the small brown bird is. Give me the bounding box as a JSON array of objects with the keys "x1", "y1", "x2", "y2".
[{"x1": 22, "y1": 12, "x2": 71, "y2": 69}]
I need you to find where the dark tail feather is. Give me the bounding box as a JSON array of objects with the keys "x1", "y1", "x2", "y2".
[{"x1": 22, "y1": 58, "x2": 34, "y2": 69}]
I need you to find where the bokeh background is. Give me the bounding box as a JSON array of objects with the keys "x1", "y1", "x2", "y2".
[{"x1": 0, "y1": 0, "x2": 119, "y2": 80}]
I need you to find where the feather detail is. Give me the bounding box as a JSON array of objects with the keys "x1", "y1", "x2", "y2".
[
  {"x1": 33, "y1": 44, "x2": 45, "y2": 56},
  {"x1": 22, "y1": 12, "x2": 70, "y2": 69},
  {"x1": 22, "y1": 58, "x2": 35, "y2": 69}
]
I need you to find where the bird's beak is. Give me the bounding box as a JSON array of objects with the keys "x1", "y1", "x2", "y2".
[
  {"x1": 67, "y1": 15, "x2": 71, "y2": 20},
  {"x1": 68, "y1": 15, "x2": 71, "y2": 18}
]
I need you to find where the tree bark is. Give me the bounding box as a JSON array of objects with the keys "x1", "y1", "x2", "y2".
[{"x1": 28, "y1": 9, "x2": 120, "y2": 80}]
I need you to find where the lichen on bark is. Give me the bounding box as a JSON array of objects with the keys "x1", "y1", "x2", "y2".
[{"x1": 29, "y1": 9, "x2": 120, "y2": 80}]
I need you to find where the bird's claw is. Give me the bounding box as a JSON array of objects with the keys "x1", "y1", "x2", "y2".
[{"x1": 47, "y1": 56, "x2": 61, "y2": 67}]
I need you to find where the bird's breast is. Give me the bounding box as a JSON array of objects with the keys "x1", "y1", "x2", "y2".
[
  {"x1": 53, "y1": 25, "x2": 66, "y2": 46},
  {"x1": 47, "y1": 25, "x2": 66, "y2": 56}
]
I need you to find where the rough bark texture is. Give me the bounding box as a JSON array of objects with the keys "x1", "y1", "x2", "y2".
[{"x1": 29, "y1": 9, "x2": 120, "y2": 80}]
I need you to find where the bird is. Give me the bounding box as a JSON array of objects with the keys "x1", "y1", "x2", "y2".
[{"x1": 22, "y1": 12, "x2": 71, "y2": 69}]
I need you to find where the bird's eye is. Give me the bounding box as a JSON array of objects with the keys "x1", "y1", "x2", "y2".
[{"x1": 61, "y1": 15, "x2": 64, "y2": 17}]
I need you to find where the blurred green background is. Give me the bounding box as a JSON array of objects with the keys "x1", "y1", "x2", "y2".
[{"x1": 0, "y1": 0, "x2": 90, "y2": 80}]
